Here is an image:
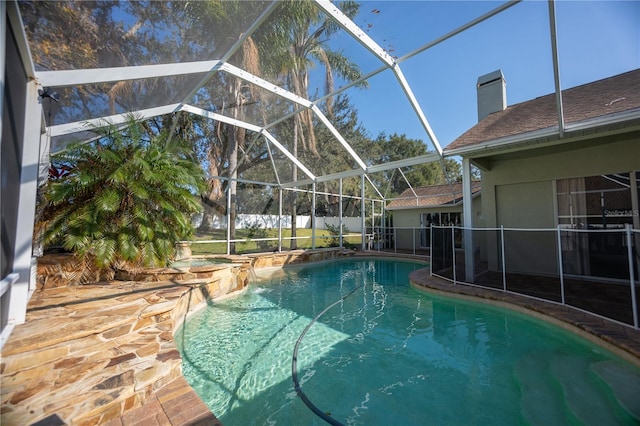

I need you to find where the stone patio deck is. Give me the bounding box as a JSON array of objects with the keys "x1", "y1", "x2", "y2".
[{"x1": 0, "y1": 278, "x2": 234, "y2": 426}]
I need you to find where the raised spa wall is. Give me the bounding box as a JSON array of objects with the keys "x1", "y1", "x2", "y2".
[{"x1": 0, "y1": 248, "x2": 355, "y2": 426}]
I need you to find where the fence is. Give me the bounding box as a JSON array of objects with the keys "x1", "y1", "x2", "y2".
[
  {"x1": 192, "y1": 213, "x2": 363, "y2": 232},
  {"x1": 430, "y1": 225, "x2": 639, "y2": 329}
]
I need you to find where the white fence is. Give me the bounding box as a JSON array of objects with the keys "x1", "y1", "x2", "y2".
[{"x1": 193, "y1": 213, "x2": 363, "y2": 232}]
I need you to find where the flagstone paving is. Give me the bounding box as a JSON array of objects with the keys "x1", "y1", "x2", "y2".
[{"x1": 1, "y1": 278, "x2": 233, "y2": 426}]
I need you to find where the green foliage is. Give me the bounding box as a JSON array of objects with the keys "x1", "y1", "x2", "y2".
[
  {"x1": 367, "y1": 133, "x2": 463, "y2": 198},
  {"x1": 189, "y1": 228, "x2": 361, "y2": 255},
  {"x1": 325, "y1": 223, "x2": 350, "y2": 246},
  {"x1": 38, "y1": 115, "x2": 206, "y2": 279}
]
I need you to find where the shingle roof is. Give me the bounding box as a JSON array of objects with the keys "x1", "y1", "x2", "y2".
[
  {"x1": 386, "y1": 181, "x2": 481, "y2": 210},
  {"x1": 446, "y1": 69, "x2": 640, "y2": 153}
]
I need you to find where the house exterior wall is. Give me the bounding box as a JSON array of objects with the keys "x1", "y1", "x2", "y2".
[
  {"x1": 480, "y1": 134, "x2": 640, "y2": 227},
  {"x1": 390, "y1": 196, "x2": 481, "y2": 250},
  {"x1": 475, "y1": 133, "x2": 640, "y2": 275},
  {"x1": 393, "y1": 205, "x2": 463, "y2": 228}
]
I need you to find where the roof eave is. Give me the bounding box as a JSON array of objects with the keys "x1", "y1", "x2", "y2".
[
  {"x1": 444, "y1": 108, "x2": 640, "y2": 158},
  {"x1": 386, "y1": 190, "x2": 480, "y2": 210}
]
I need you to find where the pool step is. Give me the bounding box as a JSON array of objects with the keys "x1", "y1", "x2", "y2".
[
  {"x1": 514, "y1": 353, "x2": 640, "y2": 425},
  {"x1": 549, "y1": 356, "x2": 618, "y2": 425},
  {"x1": 591, "y1": 360, "x2": 640, "y2": 421},
  {"x1": 514, "y1": 353, "x2": 578, "y2": 425}
]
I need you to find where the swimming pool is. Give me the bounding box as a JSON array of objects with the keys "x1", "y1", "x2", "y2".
[{"x1": 176, "y1": 258, "x2": 640, "y2": 425}]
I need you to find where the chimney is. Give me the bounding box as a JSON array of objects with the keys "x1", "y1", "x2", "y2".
[{"x1": 477, "y1": 70, "x2": 506, "y2": 121}]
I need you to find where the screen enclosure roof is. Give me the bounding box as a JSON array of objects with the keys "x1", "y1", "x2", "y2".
[{"x1": 18, "y1": 0, "x2": 636, "y2": 192}]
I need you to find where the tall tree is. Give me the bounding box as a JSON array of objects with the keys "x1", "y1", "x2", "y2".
[
  {"x1": 181, "y1": 1, "x2": 274, "y2": 253},
  {"x1": 265, "y1": 0, "x2": 366, "y2": 248},
  {"x1": 371, "y1": 133, "x2": 460, "y2": 198}
]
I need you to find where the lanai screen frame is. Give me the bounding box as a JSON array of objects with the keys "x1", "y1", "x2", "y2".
[
  {"x1": 33, "y1": 0, "x2": 527, "y2": 256},
  {"x1": 3, "y1": 0, "x2": 572, "y2": 344}
]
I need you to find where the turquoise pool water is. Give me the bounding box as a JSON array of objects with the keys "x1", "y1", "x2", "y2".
[{"x1": 176, "y1": 259, "x2": 640, "y2": 425}]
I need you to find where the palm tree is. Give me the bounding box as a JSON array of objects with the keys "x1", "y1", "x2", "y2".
[
  {"x1": 181, "y1": 1, "x2": 266, "y2": 253},
  {"x1": 37, "y1": 115, "x2": 205, "y2": 281},
  {"x1": 269, "y1": 0, "x2": 366, "y2": 248}
]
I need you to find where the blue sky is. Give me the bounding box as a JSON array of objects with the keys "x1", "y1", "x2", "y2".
[{"x1": 318, "y1": 1, "x2": 639, "y2": 150}]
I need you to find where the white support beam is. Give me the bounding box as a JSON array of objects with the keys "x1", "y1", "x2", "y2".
[
  {"x1": 315, "y1": 0, "x2": 446, "y2": 157},
  {"x1": 1, "y1": 1, "x2": 5, "y2": 141},
  {"x1": 7, "y1": 1, "x2": 35, "y2": 80},
  {"x1": 261, "y1": 131, "x2": 316, "y2": 181},
  {"x1": 9, "y1": 80, "x2": 42, "y2": 326},
  {"x1": 278, "y1": 187, "x2": 283, "y2": 252},
  {"x1": 361, "y1": 174, "x2": 366, "y2": 250},
  {"x1": 364, "y1": 174, "x2": 385, "y2": 200},
  {"x1": 366, "y1": 152, "x2": 441, "y2": 174},
  {"x1": 311, "y1": 105, "x2": 368, "y2": 171},
  {"x1": 462, "y1": 157, "x2": 475, "y2": 283},
  {"x1": 311, "y1": 182, "x2": 316, "y2": 249},
  {"x1": 232, "y1": 132, "x2": 263, "y2": 182},
  {"x1": 181, "y1": 104, "x2": 263, "y2": 133},
  {"x1": 36, "y1": 60, "x2": 221, "y2": 87},
  {"x1": 281, "y1": 178, "x2": 314, "y2": 188},
  {"x1": 226, "y1": 185, "x2": 231, "y2": 255},
  {"x1": 314, "y1": 168, "x2": 364, "y2": 184},
  {"x1": 286, "y1": 151, "x2": 441, "y2": 187},
  {"x1": 398, "y1": 168, "x2": 418, "y2": 199},
  {"x1": 314, "y1": 1, "x2": 521, "y2": 108},
  {"x1": 392, "y1": 66, "x2": 443, "y2": 156},
  {"x1": 220, "y1": 62, "x2": 313, "y2": 108},
  {"x1": 264, "y1": 136, "x2": 282, "y2": 186},
  {"x1": 49, "y1": 103, "x2": 181, "y2": 138},
  {"x1": 397, "y1": 1, "x2": 521, "y2": 64},
  {"x1": 182, "y1": 104, "x2": 316, "y2": 181},
  {"x1": 547, "y1": 0, "x2": 565, "y2": 137},
  {"x1": 339, "y1": 178, "x2": 344, "y2": 247},
  {"x1": 208, "y1": 175, "x2": 279, "y2": 187},
  {"x1": 314, "y1": 0, "x2": 395, "y2": 68},
  {"x1": 178, "y1": 0, "x2": 280, "y2": 108}
]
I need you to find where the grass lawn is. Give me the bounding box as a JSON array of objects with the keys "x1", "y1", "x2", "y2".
[{"x1": 189, "y1": 228, "x2": 362, "y2": 255}]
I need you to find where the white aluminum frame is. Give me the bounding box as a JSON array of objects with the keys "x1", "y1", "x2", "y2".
[{"x1": 11, "y1": 0, "x2": 628, "y2": 346}]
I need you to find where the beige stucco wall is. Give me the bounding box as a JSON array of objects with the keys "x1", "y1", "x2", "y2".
[
  {"x1": 479, "y1": 134, "x2": 640, "y2": 229},
  {"x1": 474, "y1": 132, "x2": 640, "y2": 275}
]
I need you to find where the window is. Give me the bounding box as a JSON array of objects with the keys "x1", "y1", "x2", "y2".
[
  {"x1": 556, "y1": 171, "x2": 639, "y2": 279},
  {"x1": 557, "y1": 172, "x2": 639, "y2": 230}
]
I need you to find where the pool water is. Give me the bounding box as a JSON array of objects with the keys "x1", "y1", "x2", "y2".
[{"x1": 176, "y1": 259, "x2": 640, "y2": 425}]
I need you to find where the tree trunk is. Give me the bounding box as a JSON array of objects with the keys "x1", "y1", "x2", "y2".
[
  {"x1": 290, "y1": 120, "x2": 298, "y2": 250},
  {"x1": 198, "y1": 178, "x2": 224, "y2": 233}
]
